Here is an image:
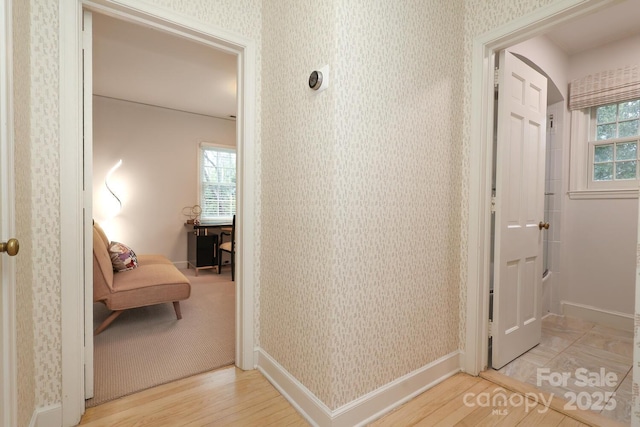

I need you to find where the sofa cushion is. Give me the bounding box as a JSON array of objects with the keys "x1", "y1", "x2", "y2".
[
  {"x1": 106, "y1": 264, "x2": 191, "y2": 311},
  {"x1": 137, "y1": 254, "x2": 174, "y2": 265},
  {"x1": 93, "y1": 221, "x2": 110, "y2": 248},
  {"x1": 93, "y1": 227, "x2": 115, "y2": 297},
  {"x1": 109, "y1": 241, "x2": 139, "y2": 271}
]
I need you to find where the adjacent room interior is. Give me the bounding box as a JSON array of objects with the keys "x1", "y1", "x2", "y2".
[
  {"x1": 86, "y1": 12, "x2": 239, "y2": 407},
  {"x1": 487, "y1": 1, "x2": 639, "y2": 424}
]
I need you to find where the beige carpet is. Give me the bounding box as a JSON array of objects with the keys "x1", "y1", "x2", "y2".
[{"x1": 86, "y1": 268, "x2": 235, "y2": 407}]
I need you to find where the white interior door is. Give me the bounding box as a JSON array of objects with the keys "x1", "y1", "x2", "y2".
[
  {"x1": 492, "y1": 51, "x2": 547, "y2": 369},
  {"x1": 82, "y1": 9, "x2": 94, "y2": 400}
]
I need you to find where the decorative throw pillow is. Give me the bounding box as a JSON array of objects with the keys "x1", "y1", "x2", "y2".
[{"x1": 108, "y1": 241, "x2": 138, "y2": 272}]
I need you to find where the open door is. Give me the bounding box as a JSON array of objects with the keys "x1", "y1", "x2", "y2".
[
  {"x1": 82, "y1": 9, "x2": 94, "y2": 400},
  {"x1": 492, "y1": 51, "x2": 547, "y2": 369}
]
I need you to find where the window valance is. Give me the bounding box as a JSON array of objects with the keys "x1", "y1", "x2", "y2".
[{"x1": 569, "y1": 64, "x2": 640, "y2": 110}]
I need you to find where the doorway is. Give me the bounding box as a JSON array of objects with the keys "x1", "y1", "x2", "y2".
[
  {"x1": 59, "y1": 1, "x2": 257, "y2": 424},
  {"x1": 466, "y1": 0, "x2": 634, "y2": 373},
  {"x1": 86, "y1": 10, "x2": 239, "y2": 407},
  {"x1": 467, "y1": 0, "x2": 638, "y2": 424}
]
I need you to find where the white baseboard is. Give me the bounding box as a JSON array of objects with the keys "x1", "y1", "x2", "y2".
[
  {"x1": 29, "y1": 404, "x2": 62, "y2": 427},
  {"x1": 561, "y1": 301, "x2": 633, "y2": 332},
  {"x1": 174, "y1": 261, "x2": 189, "y2": 269},
  {"x1": 257, "y1": 348, "x2": 461, "y2": 427}
]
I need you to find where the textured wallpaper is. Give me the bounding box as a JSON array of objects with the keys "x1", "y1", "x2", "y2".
[
  {"x1": 261, "y1": 0, "x2": 465, "y2": 410},
  {"x1": 13, "y1": 0, "x2": 34, "y2": 424},
  {"x1": 330, "y1": 0, "x2": 465, "y2": 408},
  {"x1": 30, "y1": 0, "x2": 61, "y2": 409},
  {"x1": 261, "y1": 0, "x2": 577, "y2": 412},
  {"x1": 261, "y1": 0, "x2": 338, "y2": 406}
]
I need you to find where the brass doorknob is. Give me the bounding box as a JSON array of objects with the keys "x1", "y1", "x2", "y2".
[
  {"x1": 0, "y1": 238, "x2": 19, "y2": 256},
  {"x1": 538, "y1": 222, "x2": 550, "y2": 230}
]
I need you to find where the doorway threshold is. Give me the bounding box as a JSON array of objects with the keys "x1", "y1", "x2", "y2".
[{"x1": 479, "y1": 370, "x2": 626, "y2": 427}]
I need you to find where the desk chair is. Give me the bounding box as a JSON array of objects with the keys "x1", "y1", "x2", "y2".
[
  {"x1": 219, "y1": 225, "x2": 232, "y2": 246},
  {"x1": 218, "y1": 215, "x2": 235, "y2": 281}
]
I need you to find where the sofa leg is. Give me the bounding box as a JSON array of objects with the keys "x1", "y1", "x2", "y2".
[
  {"x1": 173, "y1": 301, "x2": 183, "y2": 320},
  {"x1": 94, "y1": 310, "x2": 123, "y2": 335}
]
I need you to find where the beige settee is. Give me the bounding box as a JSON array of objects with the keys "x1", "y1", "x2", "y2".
[{"x1": 92, "y1": 222, "x2": 191, "y2": 334}]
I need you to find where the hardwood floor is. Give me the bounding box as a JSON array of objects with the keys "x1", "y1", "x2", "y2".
[
  {"x1": 78, "y1": 367, "x2": 308, "y2": 426},
  {"x1": 79, "y1": 366, "x2": 626, "y2": 426},
  {"x1": 371, "y1": 371, "x2": 624, "y2": 427}
]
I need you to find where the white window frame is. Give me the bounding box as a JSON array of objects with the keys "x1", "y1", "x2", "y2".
[
  {"x1": 569, "y1": 101, "x2": 640, "y2": 199},
  {"x1": 197, "y1": 141, "x2": 237, "y2": 224}
]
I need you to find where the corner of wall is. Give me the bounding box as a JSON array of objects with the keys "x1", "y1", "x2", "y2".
[{"x1": 257, "y1": 348, "x2": 461, "y2": 426}]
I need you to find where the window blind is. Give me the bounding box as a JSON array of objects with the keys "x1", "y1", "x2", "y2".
[
  {"x1": 569, "y1": 64, "x2": 640, "y2": 111},
  {"x1": 200, "y1": 145, "x2": 236, "y2": 220}
]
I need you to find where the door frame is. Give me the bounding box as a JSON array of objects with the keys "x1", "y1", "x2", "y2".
[
  {"x1": 0, "y1": 0, "x2": 17, "y2": 425},
  {"x1": 59, "y1": 1, "x2": 257, "y2": 424},
  {"x1": 463, "y1": 0, "x2": 620, "y2": 375}
]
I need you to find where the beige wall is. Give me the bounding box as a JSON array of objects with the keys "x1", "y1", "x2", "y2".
[
  {"x1": 561, "y1": 34, "x2": 640, "y2": 315},
  {"x1": 568, "y1": 33, "x2": 640, "y2": 78},
  {"x1": 262, "y1": 0, "x2": 466, "y2": 411},
  {"x1": 261, "y1": 0, "x2": 338, "y2": 406},
  {"x1": 508, "y1": 35, "x2": 570, "y2": 102},
  {"x1": 330, "y1": 0, "x2": 464, "y2": 408},
  {"x1": 92, "y1": 96, "x2": 236, "y2": 264}
]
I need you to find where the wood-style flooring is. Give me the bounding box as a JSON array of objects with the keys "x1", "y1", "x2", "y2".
[
  {"x1": 78, "y1": 367, "x2": 307, "y2": 426},
  {"x1": 79, "y1": 365, "x2": 625, "y2": 426}
]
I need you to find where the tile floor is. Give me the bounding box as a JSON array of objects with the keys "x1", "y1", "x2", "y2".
[{"x1": 494, "y1": 314, "x2": 633, "y2": 425}]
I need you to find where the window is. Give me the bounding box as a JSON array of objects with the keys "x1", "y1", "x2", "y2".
[
  {"x1": 198, "y1": 143, "x2": 236, "y2": 223},
  {"x1": 588, "y1": 99, "x2": 640, "y2": 187},
  {"x1": 568, "y1": 65, "x2": 640, "y2": 199}
]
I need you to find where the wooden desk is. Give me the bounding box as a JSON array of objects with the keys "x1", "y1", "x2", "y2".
[{"x1": 185, "y1": 223, "x2": 230, "y2": 276}]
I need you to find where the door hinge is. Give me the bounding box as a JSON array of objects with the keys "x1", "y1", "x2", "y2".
[
  {"x1": 488, "y1": 320, "x2": 493, "y2": 338},
  {"x1": 494, "y1": 67, "x2": 499, "y2": 88},
  {"x1": 491, "y1": 196, "x2": 496, "y2": 213}
]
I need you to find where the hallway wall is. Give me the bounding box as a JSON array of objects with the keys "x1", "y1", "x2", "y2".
[{"x1": 261, "y1": 0, "x2": 465, "y2": 410}]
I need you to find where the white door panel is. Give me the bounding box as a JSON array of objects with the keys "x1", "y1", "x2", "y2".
[{"x1": 492, "y1": 51, "x2": 547, "y2": 369}]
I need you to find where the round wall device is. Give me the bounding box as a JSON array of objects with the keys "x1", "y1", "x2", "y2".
[{"x1": 309, "y1": 70, "x2": 323, "y2": 90}]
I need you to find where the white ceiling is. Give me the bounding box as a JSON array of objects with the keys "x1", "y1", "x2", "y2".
[
  {"x1": 92, "y1": 1, "x2": 640, "y2": 119},
  {"x1": 546, "y1": 0, "x2": 640, "y2": 55},
  {"x1": 92, "y1": 12, "x2": 237, "y2": 120}
]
